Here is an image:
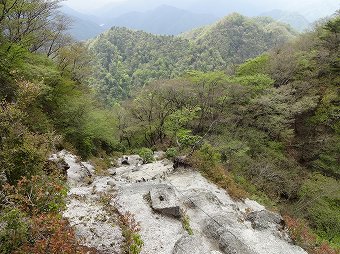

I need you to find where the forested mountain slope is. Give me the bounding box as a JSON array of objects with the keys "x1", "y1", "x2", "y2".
[
  {"x1": 112, "y1": 12, "x2": 340, "y2": 251},
  {"x1": 1, "y1": 1, "x2": 339, "y2": 253},
  {"x1": 181, "y1": 13, "x2": 297, "y2": 63},
  {"x1": 87, "y1": 27, "x2": 225, "y2": 102},
  {"x1": 89, "y1": 13, "x2": 296, "y2": 103}
]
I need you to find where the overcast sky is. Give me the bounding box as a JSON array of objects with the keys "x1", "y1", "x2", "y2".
[
  {"x1": 64, "y1": 0, "x2": 339, "y2": 21},
  {"x1": 65, "y1": 0, "x2": 122, "y2": 11}
]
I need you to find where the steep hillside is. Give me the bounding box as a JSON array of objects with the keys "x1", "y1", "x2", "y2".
[
  {"x1": 61, "y1": 151, "x2": 308, "y2": 254},
  {"x1": 89, "y1": 13, "x2": 296, "y2": 102},
  {"x1": 88, "y1": 27, "x2": 225, "y2": 102},
  {"x1": 181, "y1": 13, "x2": 297, "y2": 64},
  {"x1": 110, "y1": 12, "x2": 340, "y2": 251}
]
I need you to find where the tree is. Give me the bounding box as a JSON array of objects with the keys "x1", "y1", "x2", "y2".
[{"x1": 0, "y1": 0, "x2": 71, "y2": 55}]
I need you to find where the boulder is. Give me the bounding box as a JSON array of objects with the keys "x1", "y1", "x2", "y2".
[
  {"x1": 150, "y1": 185, "x2": 181, "y2": 218},
  {"x1": 121, "y1": 156, "x2": 129, "y2": 165},
  {"x1": 245, "y1": 210, "x2": 284, "y2": 230},
  {"x1": 118, "y1": 155, "x2": 143, "y2": 167},
  {"x1": 204, "y1": 215, "x2": 255, "y2": 254},
  {"x1": 173, "y1": 156, "x2": 190, "y2": 169},
  {"x1": 107, "y1": 180, "x2": 116, "y2": 186},
  {"x1": 173, "y1": 235, "x2": 210, "y2": 254}
]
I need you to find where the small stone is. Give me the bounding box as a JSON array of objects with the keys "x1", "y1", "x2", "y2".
[
  {"x1": 121, "y1": 156, "x2": 130, "y2": 165},
  {"x1": 107, "y1": 180, "x2": 116, "y2": 186}
]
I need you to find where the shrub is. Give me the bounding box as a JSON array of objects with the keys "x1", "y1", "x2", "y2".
[
  {"x1": 3, "y1": 175, "x2": 67, "y2": 216},
  {"x1": 165, "y1": 147, "x2": 178, "y2": 159},
  {"x1": 284, "y1": 215, "x2": 339, "y2": 254},
  {"x1": 0, "y1": 102, "x2": 52, "y2": 184},
  {"x1": 177, "y1": 130, "x2": 201, "y2": 148},
  {"x1": 138, "y1": 148, "x2": 154, "y2": 164},
  {"x1": 118, "y1": 211, "x2": 144, "y2": 254},
  {"x1": 0, "y1": 209, "x2": 29, "y2": 254},
  {"x1": 16, "y1": 214, "x2": 97, "y2": 254},
  {"x1": 298, "y1": 174, "x2": 340, "y2": 246},
  {"x1": 189, "y1": 144, "x2": 247, "y2": 200}
]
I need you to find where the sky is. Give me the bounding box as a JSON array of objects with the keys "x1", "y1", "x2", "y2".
[
  {"x1": 65, "y1": 0, "x2": 123, "y2": 12},
  {"x1": 64, "y1": 0, "x2": 339, "y2": 21}
]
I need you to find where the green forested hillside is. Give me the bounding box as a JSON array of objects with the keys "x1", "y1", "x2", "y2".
[
  {"x1": 181, "y1": 13, "x2": 297, "y2": 64},
  {"x1": 89, "y1": 13, "x2": 296, "y2": 103},
  {"x1": 88, "y1": 27, "x2": 225, "y2": 103},
  {"x1": 0, "y1": 1, "x2": 339, "y2": 253},
  {"x1": 0, "y1": 2, "x2": 119, "y2": 251},
  {"x1": 112, "y1": 12, "x2": 340, "y2": 251}
]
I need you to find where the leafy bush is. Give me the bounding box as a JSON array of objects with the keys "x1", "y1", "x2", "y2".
[
  {"x1": 138, "y1": 148, "x2": 154, "y2": 164},
  {"x1": 189, "y1": 144, "x2": 247, "y2": 200},
  {"x1": 0, "y1": 101, "x2": 52, "y2": 184},
  {"x1": 298, "y1": 174, "x2": 340, "y2": 247},
  {"x1": 17, "y1": 214, "x2": 97, "y2": 254},
  {"x1": 118, "y1": 211, "x2": 144, "y2": 254},
  {"x1": 284, "y1": 215, "x2": 339, "y2": 254},
  {"x1": 3, "y1": 175, "x2": 67, "y2": 216},
  {"x1": 177, "y1": 130, "x2": 201, "y2": 148},
  {"x1": 0, "y1": 209, "x2": 29, "y2": 254},
  {"x1": 165, "y1": 147, "x2": 179, "y2": 159}
]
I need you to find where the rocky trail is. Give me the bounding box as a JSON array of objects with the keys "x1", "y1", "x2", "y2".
[{"x1": 55, "y1": 151, "x2": 308, "y2": 254}]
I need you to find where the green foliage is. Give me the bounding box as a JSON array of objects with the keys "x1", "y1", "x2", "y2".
[
  {"x1": 0, "y1": 43, "x2": 27, "y2": 100},
  {"x1": 88, "y1": 27, "x2": 224, "y2": 101},
  {"x1": 298, "y1": 174, "x2": 340, "y2": 246},
  {"x1": 138, "y1": 148, "x2": 154, "y2": 164},
  {"x1": 197, "y1": 143, "x2": 221, "y2": 167},
  {"x1": 129, "y1": 234, "x2": 144, "y2": 254},
  {"x1": 0, "y1": 92, "x2": 52, "y2": 184},
  {"x1": 182, "y1": 13, "x2": 295, "y2": 65},
  {"x1": 89, "y1": 13, "x2": 296, "y2": 102},
  {"x1": 181, "y1": 214, "x2": 194, "y2": 235},
  {"x1": 236, "y1": 54, "x2": 270, "y2": 76},
  {"x1": 177, "y1": 130, "x2": 201, "y2": 148},
  {"x1": 165, "y1": 147, "x2": 179, "y2": 159},
  {"x1": 3, "y1": 175, "x2": 67, "y2": 216},
  {"x1": 165, "y1": 107, "x2": 200, "y2": 144},
  {"x1": 0, "y1": 209, "x2": 29, "y2": 254},
  {"x1": 231, "y1": 74, "x2": 274, "y2": 91},
  {"x1": 189, "y1": 143, "x2": 247, "y2": 200}
]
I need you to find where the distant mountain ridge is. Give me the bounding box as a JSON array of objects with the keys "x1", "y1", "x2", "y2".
[
  {"x1": 88, "y1": 13, "x2": 297, "y2": 101},
  {"x1": 180, "y1": 13, "x2": 297, "y2": 64},
  {"x1": 62, "y1": 0, "x2": 338, "y2": 40},
  {"x1": 61, "y1": 4, "x2": 219, "y2": 40},
  {"x1": 260, "y1": 10, "x2": 311, "y2": 31},
  {"x1": 106, "y1": 5, "x2": 218, "y2": 35},
  {"x1": 60, "y1": 5, "x2": 105, "y2": 40}
]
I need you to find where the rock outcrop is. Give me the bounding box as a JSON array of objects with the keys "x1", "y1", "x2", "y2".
[
  {"x1": 57, "y1": 151, "x2": 308, "y2": 254},
  {"x1": 173, "y1": 235, "x2": 212, "y2": 254},
  {"x1": 246, "y1": 210, "x2": 284, "y2": 230}
]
